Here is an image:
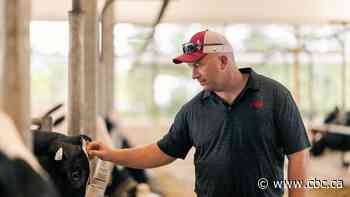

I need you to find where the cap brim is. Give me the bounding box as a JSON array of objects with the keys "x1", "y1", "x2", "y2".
[{"x1": 172, "y1": 52, "x2": 206, "y2": 64}]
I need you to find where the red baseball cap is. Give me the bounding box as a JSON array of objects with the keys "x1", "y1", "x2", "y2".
[{"x1": 173, "y1": 30, "x2": 233, "y2": 64}]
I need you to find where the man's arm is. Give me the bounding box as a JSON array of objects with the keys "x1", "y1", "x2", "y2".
[
  {"x1": 287, "y1": 149, "x2": 309, "y2": 197},
  {"x1": 88, "y1": 142, "x2": 176, "y2": 169}
]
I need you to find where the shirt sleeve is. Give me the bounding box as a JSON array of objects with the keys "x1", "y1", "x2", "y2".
[
  {"x1": 157, "y1": 107, "x2": 193, "y2": 159},
  {"x1": 274, "y1": 88, "x2": 311, "y2": 155}
]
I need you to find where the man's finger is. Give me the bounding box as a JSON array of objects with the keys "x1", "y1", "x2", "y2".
[
  {"x1": 87, "y1": 151, "x2": 97, "y2": 159},
  {"x1": 87, "y1": 141, "x2": 100, "y2": 150},
  {"x1": 88, "y1": 150, "x2": 101, "y2": 157}
]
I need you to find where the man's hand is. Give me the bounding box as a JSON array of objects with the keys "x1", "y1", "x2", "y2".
[{"x1": 87, "y1": 141, "x2": 114, "y2": 161}]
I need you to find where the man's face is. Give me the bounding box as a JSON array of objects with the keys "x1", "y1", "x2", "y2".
[{"x1": 188, "y1": 54, "x2": 221, "y2": 91}]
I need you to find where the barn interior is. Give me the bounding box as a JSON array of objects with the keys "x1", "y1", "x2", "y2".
[{"x1": 1, "y1": 0, "x2": 350, "y2": 197}]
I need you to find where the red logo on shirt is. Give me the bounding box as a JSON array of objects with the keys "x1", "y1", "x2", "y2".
[{"x1": 250, "y1": 100, "x2": 264, "y2": 109}]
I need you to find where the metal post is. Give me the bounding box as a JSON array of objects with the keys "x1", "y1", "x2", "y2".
[
  {"x1": 291, "y1": 48, "x2": 301, "y2": 105},
  {"x1": 101, "y1": 3, "x2": 115, "y2": 116},
  {"x1": 291, "y1": 27, "x2": 301, "y2": 105},
  {"x1": 0, "y1": 1, "x2": 4, "y2": 73},
  {"x1": 337, "y1": 37, "x2": 347, "y2": 110},
  {"x1": 0, "y1": 0, "x2": 31, "y2": 149},
  {"x1": 67, "y1": 0, "x2": 85, "y2": 135},
  {"x1": 82, "y1": 0, "x2": 98, "y2": 139},
  {"x1": 97, "y1": 60, "x2": 107, "y2": 116},
  {"x1": 307, "y1": 52, "x2": 315, "y2": 120}
]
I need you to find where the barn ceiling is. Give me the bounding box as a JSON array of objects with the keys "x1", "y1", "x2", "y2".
[{"x1": 32, "y1": 0, "x2": 350, "y2": 25}]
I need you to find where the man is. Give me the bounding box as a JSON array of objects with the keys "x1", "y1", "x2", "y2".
[{"x1": 87, "y1": 30, "x2": 310, "y2": 197}]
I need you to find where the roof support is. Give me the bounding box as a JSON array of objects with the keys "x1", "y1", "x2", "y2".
[
  {"x1": 306, "y1": 51, "x2": 315, "y2": 120},
  {"x1": 336, "y1": 36, "x2": 347, "y2": 110},
  {"x1": 291, "y1": 27, "x2": 302, "y2": 105},
  {"x1": 0, "y1": 0, "x2": 31, "y2": 149},
  {"x1": 67, "y1": 0, "x2": 85, "y2": 135},
  {"x1": 99, "y1": 0, "x2": 115, "y2": 117},
  {"x1": 82, "y1": 0, "x2": 98, "y2": 139},
  {"x1": 132, "y1": 0, "x2": 170, "y2": 69},
  {"x1": 291, "y1": 48, "x2": 301, "y2": 105},
  {"x1": 101, "y1": 2, "x2": 115, "y2": 116}
]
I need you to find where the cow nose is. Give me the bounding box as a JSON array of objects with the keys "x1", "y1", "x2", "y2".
[{"x1": 71, "y1": 170, "x2": 81, "y2": 181}]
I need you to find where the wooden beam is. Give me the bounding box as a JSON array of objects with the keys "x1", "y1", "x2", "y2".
[
  {"x1": 101, "y1": 2, "x2": 115, "y2": 116},
  {"x1": 291, "y1": 48, "x2": 301, "y2": 104},
  {"x1": 0, "y1": 1, "x2": 4, "y2": 70},
  {"x1": 67, "y1": 1, "x2": 85, "y2": 135},
  {"x1": 307, "y1": 53, "x2": 315, "y2": 120},
  {"x1": 338, "y1": 38, "x2": 347, "y2": 110},
  {"x1": 82, "y1": 0, "x2": 98, "y2": 139},
  {"x1": 97, "y1": 60, "x2": 107, "y2": 116},
  {"x1": 0, "y1": 0, "x2": 31, "y2": 149},
  {"x1": 291, "y1": 27, "x2": 302, "y2": 105},
  {"x1": 72, "y1": 0, "x2": 83, "y2": 12}
]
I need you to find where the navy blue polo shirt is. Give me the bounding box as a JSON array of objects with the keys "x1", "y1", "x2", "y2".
[{"x1": 157, "y1": 67, "x2": 310, "y2": 197}]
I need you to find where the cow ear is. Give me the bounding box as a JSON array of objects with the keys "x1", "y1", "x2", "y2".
[
  {"x1": 81, "y1": 139, "x2": 89, "y2": 157},
  {"x1": 54, "y1": 147, "x2": 64, "y2": 161},
  {"x1": 80, "y1": 135, "x2": 92, "y2": 143}
]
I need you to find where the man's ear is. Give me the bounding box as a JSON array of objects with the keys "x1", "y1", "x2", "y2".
[{"x1": 218, "y1": 55, "x2": 229, "y2": 70}]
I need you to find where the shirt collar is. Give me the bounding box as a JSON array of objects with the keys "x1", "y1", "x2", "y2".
[
  {"x1": 201, "y1": 67, "x2": 260, "y2": 100},
  {"x1": 240, "y1": 67, "x2": 260, "y2": 91}
]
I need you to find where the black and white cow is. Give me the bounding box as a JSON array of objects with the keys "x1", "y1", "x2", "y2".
[
  {"x1": 50, "y1": 112, "x2": 149, "y2": 184},
  {"x1": 31, "y1": 129, "x2": 140, "y2": 197},
  {"x1": 35, "y1": 104, "x2": 152, "y2": 196},
  {"x1": 310, "y1": 107, "x2": 350, "y2": 166},
  {"x1": 0, "y1": 151, "x2": 59, "y2": 197},
  {"x1": 105, "y1": 167, "x2": 138, "y2": 197},
  {"x1": 0, "y1": 112, "x2": 59, "y2": 197},
  {"x1": 32, "y1": 130, "x2": 91, "y2": 197}
]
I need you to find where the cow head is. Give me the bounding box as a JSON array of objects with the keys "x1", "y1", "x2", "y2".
[
  {"x1": 49, "y1": 140, "x2": 90, "y2": 189},
  {"x1": 33, "y1": 131, "x2": 91, "y2": 197}
]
